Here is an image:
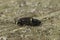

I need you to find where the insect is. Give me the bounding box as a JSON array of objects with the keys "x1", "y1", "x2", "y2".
[{"x1": 17, "y1": 17, "x2": 41, "y2": 26}]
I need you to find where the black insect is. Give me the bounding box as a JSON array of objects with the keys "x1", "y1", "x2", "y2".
[{"x1": 17, "y1": 17, "x2": 41, "y2": 26}]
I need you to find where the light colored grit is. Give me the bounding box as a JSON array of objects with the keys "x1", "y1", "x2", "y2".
[{"x1": 0, "y1": 0, "x2": 60, "y2": 40}]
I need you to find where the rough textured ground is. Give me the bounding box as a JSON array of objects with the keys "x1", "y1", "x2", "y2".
[{"x1": 0, "y1": 0, "x2": 60, "y2": 40}]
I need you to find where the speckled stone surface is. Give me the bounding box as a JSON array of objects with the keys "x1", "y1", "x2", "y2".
[{"x1": 0, "y1": 0, "x2": 60, "y2": 40}]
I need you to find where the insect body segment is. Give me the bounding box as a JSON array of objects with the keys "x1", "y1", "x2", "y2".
[{"x1": 17, "y1": 17, "x2": 41, "y2": 26}]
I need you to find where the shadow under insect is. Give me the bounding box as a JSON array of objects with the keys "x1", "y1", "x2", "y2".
[{"x1": 17, "y1": 17, "x2": 41, "y2": 26}]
